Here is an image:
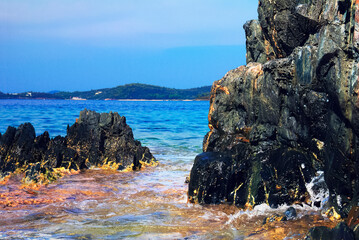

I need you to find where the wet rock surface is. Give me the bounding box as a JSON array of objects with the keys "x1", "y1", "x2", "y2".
[
  {"x1": 0, "y1": 109, "x2": 156, "y2": 184},
  {"x1": 188, "y1": 0, "x2": 359, "y2": 221},
  {"x1": 306, "y1": 222, "x2": 356, "y2": 240}
]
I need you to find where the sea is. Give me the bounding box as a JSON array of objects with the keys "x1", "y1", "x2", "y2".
[{"x1": 0, "y1": 100, "x2": 336, "y2": 239}]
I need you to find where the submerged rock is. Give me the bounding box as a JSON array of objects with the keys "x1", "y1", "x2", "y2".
[
  {"x1": 188, "y1": 0, "x2": 359, "y2": 218},
  {"x1": 0, "y1": 109, "x2": 156, "y2": 185}
]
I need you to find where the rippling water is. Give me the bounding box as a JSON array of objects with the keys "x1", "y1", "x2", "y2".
[{"x1": 0, "y1": 100, "x2": 337, "y2": 239}]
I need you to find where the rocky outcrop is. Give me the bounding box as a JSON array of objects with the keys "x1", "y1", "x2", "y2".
[
  {"x1": 0, "y1": 109, "x2": 156, "y2": 184},
  {"x1": 188, "y1": 0, "x2": 359, "y2": 218}
]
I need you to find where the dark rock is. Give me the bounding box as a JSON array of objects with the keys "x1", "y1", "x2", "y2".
[
  {"x1": 306, "y1": 222, "x2": 355, "y2": 240},
  {"x1": 332, "y1": 222, "x2": 356, "y2": 240},
  {"x1": 66, "y1": 110, "x2": 154, "y2": 170},
  {"x1": 257, "y1": 0, "x2": 340, "y2": 58},
  {"x1": 263, "y1": 214, "x2": 286, "y2": 225},
  {"x1": 305, "y1": 226, "x2": 333, "y2": 240},
  {"x1": 188, "y1": 0, "x2": 359, "y2": 219},
  {"x1": 188, "y1": 152, "x2": 239, "y2": 205},
  {"x1": 354, "y1": 225, "x2": 359, "y2": 240},
  {"x1": 284, "y1": 207, "x2": 297, "y2": 220},
  {"x1": 262, "y1": 207, "x2": 297, "y2": 225},
  {"x1": 244, "y1": 20, "x2": 275, "y2": 64},
  {"x1": 189, "y1": 144, "x2": 317, "y2": 208},
  {"x1": 0, "y1": 109, "x2": 156, "y2": 184}
]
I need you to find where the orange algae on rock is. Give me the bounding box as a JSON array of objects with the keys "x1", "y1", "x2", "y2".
[
  {"x1": 0, "y1": 110, "x2": 156, "y2": 189},
  {"x1": 20, "y1": 167, "x2": 80, "y2": 190},
  {"x1": 0, "y1": 174, "x2": 10, "y2": 185}
]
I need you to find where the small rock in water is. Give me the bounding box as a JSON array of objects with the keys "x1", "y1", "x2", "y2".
[
  {"x1": 284, "y1": 207, "x2": 297, "y2": 220},
  {"x1": 263, "y1": 207, "x2": 297, "y2": 225},
  {"x1": 185, "y1": 176, "x2": 190, "y2": 184},
  {"x1": 263, "y1": 214, "x2": 286, "y2": 225}
]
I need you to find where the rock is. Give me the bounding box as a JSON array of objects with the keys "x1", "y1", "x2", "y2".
[
  {"x1": 244, "y1": 20, "x2": 275, "y2": 64},
  {"x1": 263, "y1": 214, "x2": 286, "y2": 225},
  {"x1": 0, "y1": 109, "x2": 156, "y2": 184},
  {"x1": 305, "y1": 222, "x2": 355, "y2": 240},
  {"x1": 188, "y1": 152, "x2": 239, "y2": 205},
  {"x1": 66, "y1": 109, "x2": 154, "y2": 170},
  {"x1": 189, "y1": 144, "x2": 316, "y2": 208},
  {"x1": 262, "y1": 207, "x2": 297, "y2": 225},
  {"x1": 305, "y1": 226, "x2": 333, "y2": 240},
  {"x1": 284, "y1": 207, "x2": 297, "y2": 220},
  {"x1": 257, "y1": 0, "x2": 341, "y2": 58},
  {"x1": 188, "y1": 0, "x2": 359, "y2": 218}
]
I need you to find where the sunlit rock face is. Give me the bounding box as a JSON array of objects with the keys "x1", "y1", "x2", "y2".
[
  {"x1": 189, "y1": 0, "x2": 359, "y2": 217},
  {"x1": 0, "y1": 109, "x2": 155, "y2": 185}
]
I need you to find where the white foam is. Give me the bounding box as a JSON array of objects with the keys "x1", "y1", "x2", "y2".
[
  {"x1": 223, "y1": 170, "x2": 331, "y2": 228},
  {"x1": 226, "y1": 172, "x2": 330, "y2": 226},
  {"x1": 225, "y1": 202, "x2": 320, "y2": 226},
  {"x1": 305, "y1": 171, "x2": 329, "y2": 210}
]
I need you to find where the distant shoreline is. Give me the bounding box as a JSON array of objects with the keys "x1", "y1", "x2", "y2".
[
  {"x1": 1, "y1": 83, "x2": 211, "y2": 101},
  {"x1": 0, "y1": 98, "x2": 209, "y2": 101}
]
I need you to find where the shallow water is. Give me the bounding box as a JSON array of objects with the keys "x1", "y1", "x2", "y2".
[{"x1": 0, "y1": 100, "x2": 336, "y2": 239}]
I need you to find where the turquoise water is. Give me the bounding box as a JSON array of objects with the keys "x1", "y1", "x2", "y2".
[{"x1": 0, "y1": 100, "x2": 208, "y2": 152}]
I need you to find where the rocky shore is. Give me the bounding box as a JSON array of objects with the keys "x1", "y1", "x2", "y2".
[
  {"x1": 188, "y1": 0, "x2": 359, "y2": 238},
  {"x1": 0, "y1": 109, "x2": 156, "y2": 186}
]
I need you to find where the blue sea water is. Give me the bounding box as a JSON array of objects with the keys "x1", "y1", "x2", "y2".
[{"x1": 0, "y1": 100, "x2": 209, "y2": 152}]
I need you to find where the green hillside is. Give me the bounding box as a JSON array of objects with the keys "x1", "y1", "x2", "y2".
[
  {"x1": 0, "y1": 91, "x2": 62, "y2": 99},
  {"x1": 54, "y1": 83, "x2": 211, "y2": 100},
  {"x1": 0, "y1": 84, "x2": 211, "y2": 100}
]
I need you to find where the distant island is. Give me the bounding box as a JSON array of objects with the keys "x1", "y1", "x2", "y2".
[{"x1": 0, "y1": 83, "x2": 211, "y2": 100}]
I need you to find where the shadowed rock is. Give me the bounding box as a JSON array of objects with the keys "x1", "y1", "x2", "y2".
[{"x1": 306, "y1": 222, "x2": 355, "y2": 240}]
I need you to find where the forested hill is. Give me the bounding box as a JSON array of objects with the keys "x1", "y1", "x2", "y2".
[{"x1": 0, "y1": 84, "x2": 212, "y2": 100}]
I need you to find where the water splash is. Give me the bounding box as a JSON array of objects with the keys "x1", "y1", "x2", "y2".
[{"x1": 305, "y1": 171, "x2": 329, "y2": 210}]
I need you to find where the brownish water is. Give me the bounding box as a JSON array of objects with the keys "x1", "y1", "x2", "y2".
[{"x1": 0, "y1": 162, "x2": 337, "y2": 240}]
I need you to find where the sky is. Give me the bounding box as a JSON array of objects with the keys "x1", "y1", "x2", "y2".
[{"x1": 0, "y1": 0, "x2": 258, "y2": 93}]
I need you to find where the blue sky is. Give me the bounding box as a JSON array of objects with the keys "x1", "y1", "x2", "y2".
[{"x1": 0, "y1": 1, "x2": 258, "y2": 92}]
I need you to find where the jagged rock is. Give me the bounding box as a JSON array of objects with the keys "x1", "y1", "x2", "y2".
[
  {"x1": 188, "y1": 0, "x2": 359, "y2": 218},
  {"x1": 66, "y1": 110, "x2": 154, "y2": 170},
  {"x1": 244, "y1": 20, "x2": 275, "y2": 64},
  {"x1": 0, "y1": 109, "x2": 156, "y2": 184},
  {"x1": 257, "y1": 0, "x2": 341, "y2": 58}
]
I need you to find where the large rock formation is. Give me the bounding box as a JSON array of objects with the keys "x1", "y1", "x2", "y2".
[
  {"x1": 188, "y1": 0, "x2": 359, "y2": 218},
  {"x1": 0, "y1": 109, "x2": 155, "y2": 184}
]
